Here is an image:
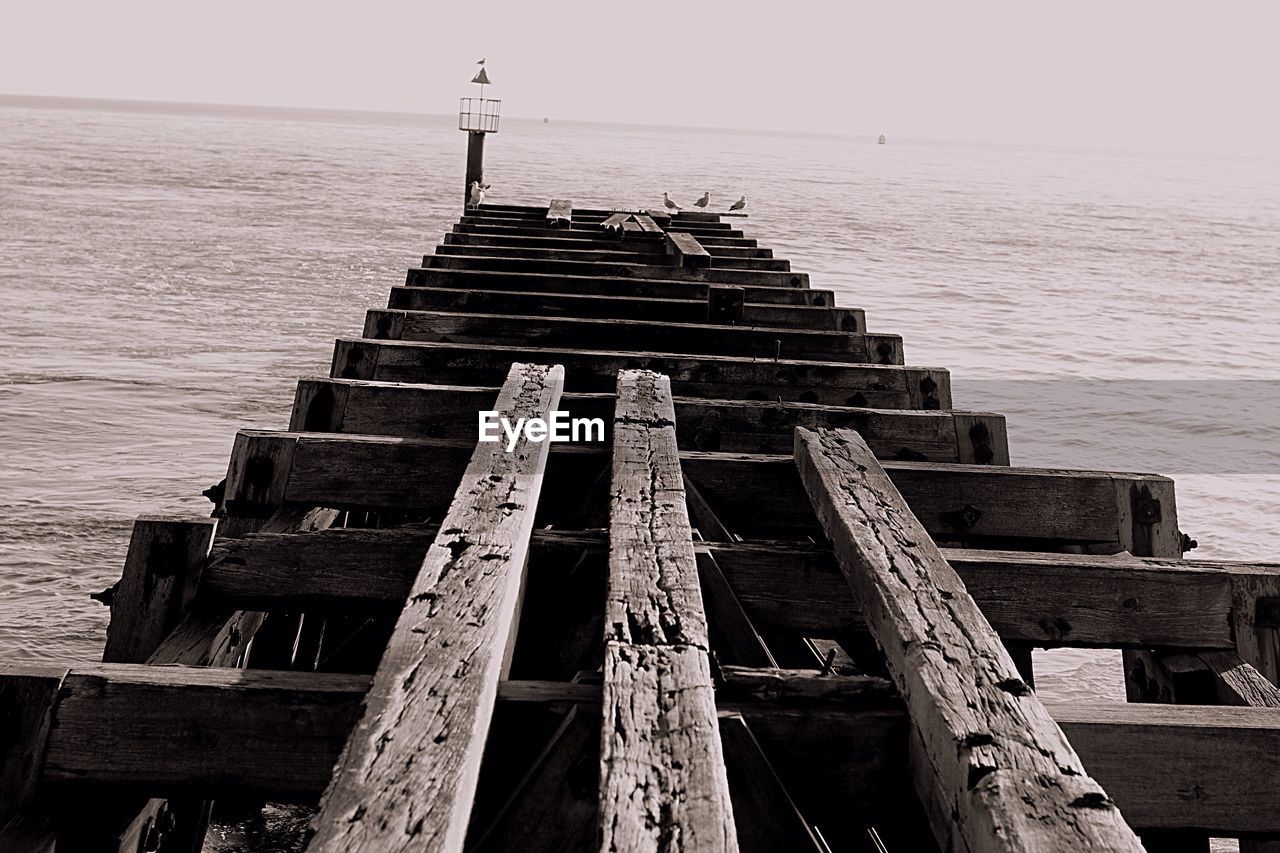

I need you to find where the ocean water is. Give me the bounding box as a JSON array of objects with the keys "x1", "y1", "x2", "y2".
[{"x1": 2, "y1": 95, "x2": 1278, "y2": 705}]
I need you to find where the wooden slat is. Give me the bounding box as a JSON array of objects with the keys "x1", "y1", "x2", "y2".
[
  {"x1": 666, "y1": 231, "x2": 713, "y2": 268},
  {"x1": 363, "y1": 309, "x2": 899, "y2": 364},
  {"x1": 388, "y1": 286, "x2": 863, "y2": 331},
  {"x1": 793, "y1": 428, "x2": 1142, "y2": 851},
  {"x1": 546, "y1": 198, "x2": 572, "y2": 228},
  {"x1": 307, "y1": 362, "x2": 563, "y2": 853},
  {"x1": 332, "y1": 338, "x2": 949, "y2": 408},
  {"x1": 444, "y1": 231, "x2": 769, "y2": 257},
  {"x1": 406, "y1": 267, "x2": 828, "y2": 305},
  {"x1": 452, "y1": 222, "x2": 759, "y2": 247},
  {"x1": 0, "y1": 666, "x2": 65, "y2": 852},
  {"x1": 290, "y1": 377, "x2": 984, "y2": 457},
  {"x1": 419, "y1": 253, "x2": 807, "y2": 287},
  {"x1": 9, "y1": 662, "x2": 1280, "y2": 834},
  {"x1": 601, "y1": 370, "x2": 737, "y2": 852}
]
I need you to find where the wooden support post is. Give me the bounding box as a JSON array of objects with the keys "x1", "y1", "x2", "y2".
[
  {"x1": 793, "y1": 428, "x2": 1142, "y2": 851},
  {"x1": 0, "y1": 666, "x2": 65, "y2": 852},
  {"x1": 601, "y1": 370, "x2": 738, "y2": 852},
  {"x1": 103, "y1": 516, "x2": 218, "y2": 664},
  {"x1": 307, "y1": 362, "x2": 564, "y2": 853},
  {"x1": 666, "y1": 231, "x2": 713, "y2": 268},
  {"x1": 546, "y1": 199, "x2": 572, "y2": 229},
  {"x1": 707, "y1": 285, "x2": 746, "y2": 325},
  {"x1": 464, "y1": 130, "x2": 485, "y2": 209}
]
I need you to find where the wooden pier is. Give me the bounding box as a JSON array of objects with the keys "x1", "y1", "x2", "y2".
[{"x1": 4, "y1": 199, "x2": 1280, "y2": 852}]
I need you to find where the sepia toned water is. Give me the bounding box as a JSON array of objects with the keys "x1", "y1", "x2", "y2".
[{"x1": 2, "y1": 95, "x2": 1278, "y2": 705}]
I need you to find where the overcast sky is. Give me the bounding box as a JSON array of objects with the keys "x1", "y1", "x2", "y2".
[{"x1": 4, "y1": 1, "x2": 1278, "y2": 155}]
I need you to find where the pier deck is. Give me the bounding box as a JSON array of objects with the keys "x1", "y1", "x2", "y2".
[{"x1": 2, "y1": 201, "x2": 1278, "y2": 852}]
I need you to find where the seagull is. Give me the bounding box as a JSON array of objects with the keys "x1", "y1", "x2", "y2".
[
  {"x1": 693, "y1": 191, "x2": 711, "y2": 209},
  {"x1": 662, "y1": 192, "x2": 681, "y2": 212},
  {"x1": 468, "y1": 180, "x2": 485, "y2": 208},
  {"x1": 476, "y1": 58, "x2": 486, "y2": 65},
  {"x1": 729, "y1": 196, "x2": 747, "y2": 212}
]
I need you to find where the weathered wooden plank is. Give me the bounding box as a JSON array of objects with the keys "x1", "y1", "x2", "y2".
[
  {"x1": 632, "y1": 213, "x2": 662, "y2": 233},
  {"x1": 222, "y1": 427, "x2": 1176, "y2": 552},
  {"x1": 444, "y1": 231, "x2": 769, "y2": 257},
  {"x1": 332, "y1": 338, "x2": 948, "y2": 408},
  {"x1": 793, "y1": 428, "x2": 1142, "y2": 851},
  {"x1": 601, "y1": 370, "x2": 737, "y2": 852},
  {"x1": 199, "y1": 524, "x2": 1252, "y2": 651},
  {"x1": 546, "y1": 198, "x2": 572, "y2": 228},
  {"x1": 307, "y1": 362, "x2": 563, "y2": 853},
  {"x1": 0, "y1": 666, "x2": 65, "y2": 852},
  {"x1": 452, "y1": 222, "x2": 759, "y2": 247},
  {"x1": 290, "y1": 378, "x2": 979, "y2": 457},
  {"x1": 388, "y1": 285, "x2": 863, "y2": 331},
  {"x1": 36, "y1": 665, "x2": 366, "y2": 795},
  {"x1": 363, "y1": 308, "x2": 899, "y2": 364},
  {"x1": 10, "y1": 662, "x2": 1280, "y2": 834},
  {"x1": 666, "y1": 231, "x2": 713, "y2": 269},
  {"x1": 437, "y1": 243, "x2": 792, "y2": 272},
  {"x1": 102, "y1": 516, "x2": 218, "y2": 664},
  {"x1": 420, "y1": 253, "x2": 808, "y2": 287},
  {"x1": 406, "y1": 267, "x2": 828, "y2": 305}
]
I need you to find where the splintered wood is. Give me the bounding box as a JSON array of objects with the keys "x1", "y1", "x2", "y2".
[
  {"x1": 793, "y1": 427, "x2": 1144, "y2": 853},
  {"x1": 306, "y1": 362, "x2": 563, "y2": 853},
  {"x1": 601, "y1": 370, "x2": 738, "y2": 853}
]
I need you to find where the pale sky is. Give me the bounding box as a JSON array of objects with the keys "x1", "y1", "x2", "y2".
[{"x1": 3, "y1": 0, "x2": 1278, "y2": 155}]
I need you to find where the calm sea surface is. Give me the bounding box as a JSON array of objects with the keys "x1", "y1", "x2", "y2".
[{"x1": 2, "y1": 96, "x2": 1278, "y2": 703}]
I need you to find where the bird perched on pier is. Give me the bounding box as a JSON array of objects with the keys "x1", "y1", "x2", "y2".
[
  {"x1": 476, "y1": 57, "x2": 486, "y2": 65},
  {"x1": 729, "y1": 196, "x2": 747, "y2": 212},
  {"x1": 694, "y1": 191, "x2": 711, "y2": 209},
  {"x1": 662, "y1": 192, "x2": 681, "y2": 211},
  {"x1": 468, "y1": 180, "x2": 486, "y2": 208}
]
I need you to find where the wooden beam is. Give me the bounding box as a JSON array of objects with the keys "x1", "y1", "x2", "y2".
[
  {"x1": 219, "y1": 429, "x2": 1176, "y2": 551},
  {"x1": 601, "y1": 370, "x2": 738, "y2": 852},
  {"x1": 0, "y1": 666, "x2": 65, "y2": 852},
  {"x1": 406, "y1": 267, "x2": 829, "y2": 305},
  {"x1": 388, "y1": 285, "x2": 864, "y2": 332},
  {"x1": 452, "y1": 222, "x2": 759, "y2": 247},
  {"x1": 289, "y1": 377, "x2": 986, "y2": 457},
  {"x1": 199, "y1": 527, "x2": 1260, "y2": 651},
  {"x1": 546, "y1": 199, "x2": 572, "y2": 229},
  {"x1": 331, "y1": 338, "x2": 949, "y2": 408},
  {"x1": 9, "y1": 663, "x2": 1280, "y2": 834},
  {"x1": 419, "y1": 252, "x2": 807, "y2": 287},
  {"x1": 667, "y1": 231, "x2": 713, "y2": 269},
  {"x1": 103, "y1": 516, "x2": 218, "y2": 664},
  {"x1": 793, "y1": 428, "x2": 1142, "y2": 851},
  {"x1": 443, "y1": 231, "x2": 769, "y2": 257},
  {"x1": 362, "y1": 308, "x2": 901, "y2": 364},
  {"x1": 307, "y1": 362, "x2": 564, "y2": 853}
]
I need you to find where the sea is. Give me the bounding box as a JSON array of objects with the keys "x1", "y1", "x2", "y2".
[{"x1": 2, "y1": 94, "x2": 1278, "y2": 707}]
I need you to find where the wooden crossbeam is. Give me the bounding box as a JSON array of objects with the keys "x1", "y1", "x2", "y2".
[
  {"x1": 406, "y1": 267, "x2": 828, "y2": 305},
  {"x1": 332, "y1": 338, "x2": 948, "y2": 408},
  {"x1": 306, "y1": 362, "x2": 564, "y2": 853},
  {"x1": 10, "y1": 662, "x2": 1280, "y2": 834},
  {"x1": 452, "y1": 222, "x2": 758, "y2": 247},
  {"x1": 666, "y1": 231, "x2": 713, "y2": 269},
  {"x1": 420, "y1": 253, "x2": 807, "y2": 287},
  {"x1": 444, "y1": 231, "x2": 770, "y2": 257},
  {"x1": 363, "y1": 309, "x2": 899, "y2": 364},
  {"x1": 388, "y1": 286, "x2": 864, "y2": 332},
  {"x1": 793, "y1": 428, "x2": 1142, "y2": 851},
  {"x1": 546, "y1": 199, "x2": 572, "y2": 228},
  {"x1": 219, "y1": 430, "x2": 1176, "y2": 552},
  {"x1": 291, "y1": 377, "x2": 990, "y2": 458},
  {"x1": 433, "y1": 244, "x2": 790, "y2": 272},
  {"x1": 600, "y1": 370, "x2": 738, "y2": 851}
]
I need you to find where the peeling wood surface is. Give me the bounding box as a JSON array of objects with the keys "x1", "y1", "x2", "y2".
[
  {"x1": 306, "y1": 363, "x2": 563, "y2": 853},
  {"x1": 601, "y1": 370, "x2": 738, "y2": 853},
  {"x1": 794, "y1": 428, "x2": 1143, "y2": 852}
]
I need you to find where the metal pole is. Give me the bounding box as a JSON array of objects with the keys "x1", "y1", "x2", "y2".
[{"x1": 465, "y1": 130, "x2": 486, "y2": 209}]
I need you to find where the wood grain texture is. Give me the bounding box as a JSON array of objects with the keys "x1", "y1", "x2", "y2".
[
  {"x1": 793, "y1": 428, "x2": 1142, "y2": 852},
  {"x1": 546, "y1": 199, "x2": 572, "y2": 228},
  {"x1": 388, "y1": 285, "x2": 861, "y2": 331},
  {"x1": 667, "y1": 231, "x2": 713, "y2": 268},
  {"x1": 306, "y1": 362, "x2": 563, "y2": 853},
  {"x1": 103, "y1": 516, "x2": 218, "y2": 664},
  {"x1": 601, "y1": 370, "x2": 738, "y2": 853},
  {"x1": 332, "y1": 336, "x2": 948, "y2": 408},
  {"x1": 365, "y1": 308, "x2": 895, "y2": 364}
]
